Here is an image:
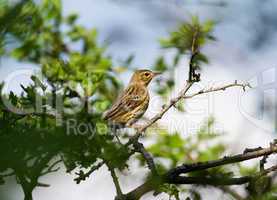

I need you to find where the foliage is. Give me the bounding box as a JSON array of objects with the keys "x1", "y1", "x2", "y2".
[
  {"x1": 154, "y1": 16, "x2": 215, "y2": 101},
  {"x1": 160, "y1": 16, "x2": 215, "y2": 52},
  {"x1": 0, "y1": 0, "x2": 127, "y2": 198},
  {"x1": 146, "y1": 119, "x2": 225, "y2": 169}
]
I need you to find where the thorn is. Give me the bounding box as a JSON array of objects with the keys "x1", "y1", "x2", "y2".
[
  {"x1": 37, "y1": 182, "x2": 50, "y2": 187},
  {"x1": 243, "y1": 147, "x2": 263, "y2": 154}
]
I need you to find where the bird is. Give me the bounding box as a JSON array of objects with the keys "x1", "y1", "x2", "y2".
[{"x1": 103, "y1": 69, "x2": 161, "y2": 128}]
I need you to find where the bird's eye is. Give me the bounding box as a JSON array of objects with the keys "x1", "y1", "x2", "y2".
[{"x1": 144, "y1": 72, "x2": 150, "y2": 77}]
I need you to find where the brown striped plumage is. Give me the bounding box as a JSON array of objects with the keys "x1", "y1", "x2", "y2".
[{"x1": 103, "y1": 69, "x2": 160, "y2": 127}]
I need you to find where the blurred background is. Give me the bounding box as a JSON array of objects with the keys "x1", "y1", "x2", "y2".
[{"x1": 1, "y1": 0, "x2": 277, "y2": 199}]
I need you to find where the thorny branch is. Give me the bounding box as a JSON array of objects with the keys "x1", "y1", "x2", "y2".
[
  {"x1": 183, "y1": 81, "x2": 252, "y2": 99},
  {"x1": 121, "y1": 141, "x2": 277, "y2": 200}
]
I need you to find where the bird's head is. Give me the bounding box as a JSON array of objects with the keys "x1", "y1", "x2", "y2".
[{"x1": 130, "y1": 69, "x2": 161, "y2": 86}]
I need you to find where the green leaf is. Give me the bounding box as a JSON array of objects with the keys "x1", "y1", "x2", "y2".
[
  {"x1": 42, "y1": 0, "x2": 61, "y2": 20},
  {"x1": 154, "y1": 56, "x2": 168, "y2": 72},
  {"x1": 175, "y1": 100, "x2": 185, "y2": 112},
  {"x1": 65, "y1": 13, "x2": 78, "y2": 25},
  {"x1": 156, "y1": 184, "x2": 180, "y2": 200},
  {"x1": 31, "y1": 75, "x2": 47, "y2": 91},
  {"x1": 160, "y1": 16, "x2": 215, "y2": 55}
]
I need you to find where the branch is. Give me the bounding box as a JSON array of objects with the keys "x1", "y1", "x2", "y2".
[
  {"x1": 122, "y1": 180, "x2": 157, "y2": 200},
  {"x1": 143, "y1": 81, "x2": 193, "y2": 133},
  {"x1": 165, "y1": 142, "x2": 277, "y2": 177},
  {"x1": 183, "y1": 81, "x2": 251, "y2": 99},
  {"x1": 133, "y1": 140, "x2": 158, "y2": 176},
  {"x1": 106, "y1": 164, "x2": 123, "y2": 199},
  {"x1": 74, "y1": 161, "x2": 105, "y2": 184},
  {"x1": 189, "y1": 29, "x2": 200, "y2": 82},
  {"x1": 123, "y1": 141, "x2": 277, "y2": 199},
  {"x1": 122, "y1": 176, "x2": 251, "y2": 200},
  {"x1": 37, "y1": 182, "x2": 50, "y2": 187},
  {"x1": 125, "y1": 70, "x2": 250, "y2": 148},
  {"x1": 168, "y1": 176, "x2": 251, "y2": 185},
  {"x1": 41, "y1": 159, "x2": 62, "y2": 176}
]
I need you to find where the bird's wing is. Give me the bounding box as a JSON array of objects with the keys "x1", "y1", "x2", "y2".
[{"x1": 103, "y1": 84, "x2": 145, "y2": 120}]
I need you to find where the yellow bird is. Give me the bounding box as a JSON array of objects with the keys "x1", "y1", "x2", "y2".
[{"x1": 103, "y1": 69, "x2": 161, "y2": 127}]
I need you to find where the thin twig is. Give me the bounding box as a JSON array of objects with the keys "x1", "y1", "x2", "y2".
[
  {"x1": 140, "y1": 81, "x2": 193, "y2": 133},
  {"x1": 37, "y1": 182, "x2": 50, "y2": 187},
  {"x1": 74, "y1": 161, "x2": 105, "y2": 184},
  {"x1": 183, "y1": 81, "x2": 251, "y2": 99},
  {"x1": 107, "y1": 164, "x2": 123, "y2": 198},
  {"x1": 41, "y1": 159, "x2": 62, "y2": 176}
]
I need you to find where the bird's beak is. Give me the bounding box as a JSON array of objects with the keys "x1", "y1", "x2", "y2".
[{"x1": 153, "y1": 72, "x2": 162, "y2": 76}]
